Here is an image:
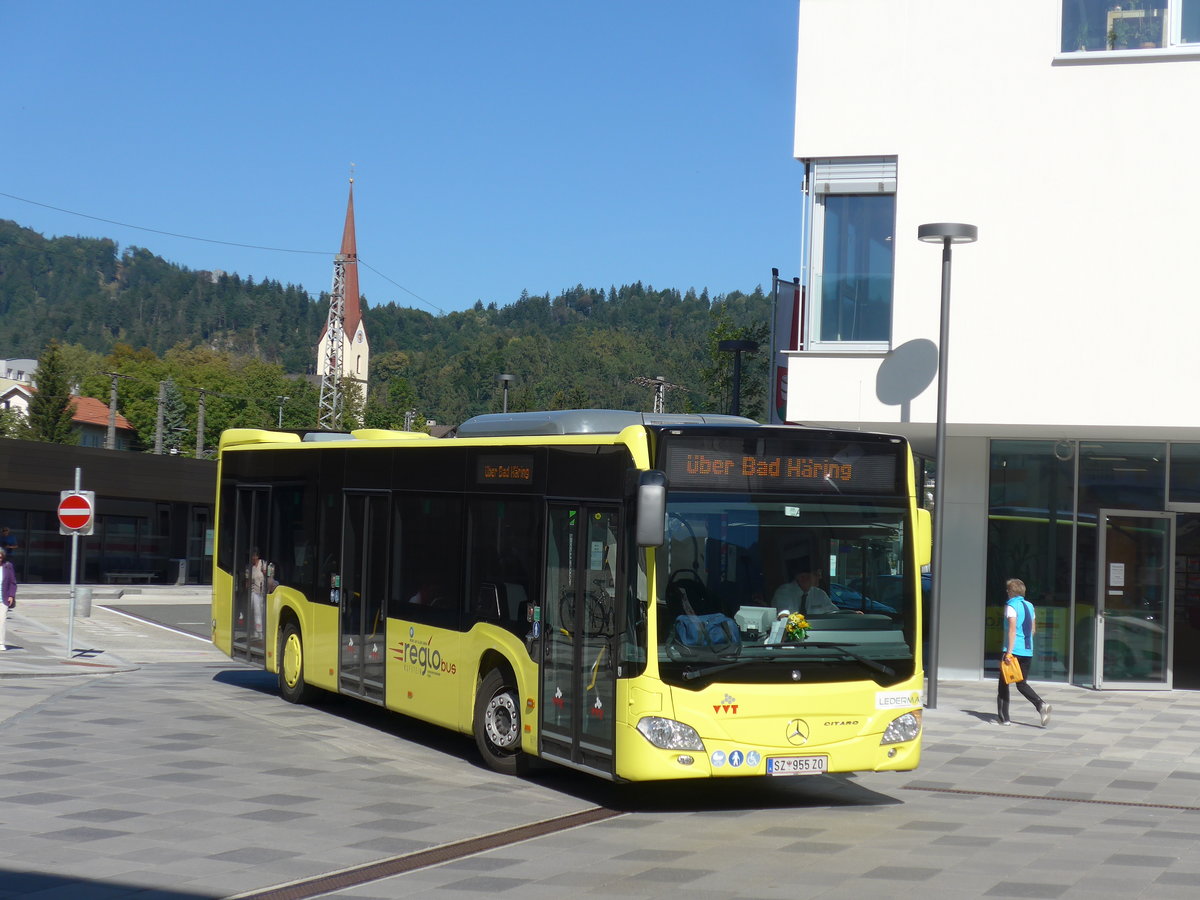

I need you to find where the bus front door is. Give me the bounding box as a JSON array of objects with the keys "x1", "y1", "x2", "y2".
[
  {"x1": 540, "y1": 504, "x2": 619, "y2": 777},
  {"x1": 339, "y1": 491, "x2": 388, "y2": 704},
  {"x1": 231, "y1": 486, "x2": 269, "y2": 664}
]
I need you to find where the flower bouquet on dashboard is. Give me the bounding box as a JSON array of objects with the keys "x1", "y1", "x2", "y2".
[{"x1": 784, "y1": 612, "x2": 810, "y2": 642}]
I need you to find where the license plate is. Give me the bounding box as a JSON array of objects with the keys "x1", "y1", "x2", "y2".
[{"x1": 766, "y1": 755, "x2": 828, "y2": 776}]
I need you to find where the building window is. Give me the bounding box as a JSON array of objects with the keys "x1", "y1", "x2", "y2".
[
  {"x1": 804, "y1": 158, "x2": 896, "y2": 349},
  {"x1": 1061, "y1": 1, "x2": 1199, "y2": 53}
]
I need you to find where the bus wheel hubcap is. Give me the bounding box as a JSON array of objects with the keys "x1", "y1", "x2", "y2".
[
  {"x1": 284, "y1": 636, "x2": 301, "y2": 687},
  {"x1": 485, "y1": 692, "x2": 519, "y2": 749}
]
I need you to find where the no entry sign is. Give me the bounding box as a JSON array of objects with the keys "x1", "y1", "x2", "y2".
[{"x1": 58, "y1": 491, "x2": 96, "y2": 535}]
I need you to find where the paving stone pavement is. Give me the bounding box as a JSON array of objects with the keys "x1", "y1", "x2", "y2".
[{"x1": 3, "y1": 589, "x2": 1200, "y2": 899}]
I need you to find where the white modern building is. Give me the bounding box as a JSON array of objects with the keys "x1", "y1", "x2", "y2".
[{"x1": 783, "y1": 0, "x2": 1200, "y2": 690}]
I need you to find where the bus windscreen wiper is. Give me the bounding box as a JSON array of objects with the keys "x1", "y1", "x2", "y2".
[
  {"x1": 753, "y1": 640, "x2": 896, "y2": 678},
  {"x1": 681, "y1": 642, "x2": 895, "y2": 681},
  {"x1": 798, "y1": 642, "x2": 895, "y2": 678},
  {"x1": 681, "y1": 656, "x2": 781, "y2": 681}
]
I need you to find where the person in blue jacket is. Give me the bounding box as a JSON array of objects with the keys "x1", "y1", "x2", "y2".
[{"x1": 998, "y1": 578, "x2": 1052, "y2": 727}]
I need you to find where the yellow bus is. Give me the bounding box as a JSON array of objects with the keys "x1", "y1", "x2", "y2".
[{"x1": 212, "y1": 410, "x2": 929, "y2": 781}]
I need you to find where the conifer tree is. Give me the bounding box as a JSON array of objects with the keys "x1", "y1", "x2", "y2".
[
  {"x1": 27, "y1": 340, "x2": 77, "y2": 444},
  {"x1": 162, "y1": 379, "x2": 188, "y2": 453}
]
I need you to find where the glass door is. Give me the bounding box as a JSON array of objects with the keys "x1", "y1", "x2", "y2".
[
  {"x1": 1094, "y1": 509, "x2": 1174, "y2": 689},
  {"x1": 540, "y1": 504, "x2": 619, "y2": 776},
  {"x1": 231, "y1": 486, "x2": 269, "y2": 664},
  {"x1": 339, "y1": 492, "x2": 388, "y2": 703}
]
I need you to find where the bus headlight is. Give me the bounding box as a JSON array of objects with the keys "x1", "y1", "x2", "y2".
[
  {"x1": 637, "y1": 716, "x2": 705, "y2": 751},
  {"x1": 880, "y1": 710, "x2": 922, "y2": 745}
]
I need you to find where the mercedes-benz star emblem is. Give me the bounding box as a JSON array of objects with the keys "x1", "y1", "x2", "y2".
[{"x1": 785, "y1": 718, "x2": 810, "y2": 746}]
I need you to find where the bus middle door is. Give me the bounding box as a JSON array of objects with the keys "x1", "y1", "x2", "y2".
[
  {"x1": 540, "y1": 504, "x2": 619, "y2": 777},
  {"x1": 231, "y1": 485, "x2": 269, "y2": 664},
  {"x1": 339, "y1": 491, "x2": 389, "y2": 704}
]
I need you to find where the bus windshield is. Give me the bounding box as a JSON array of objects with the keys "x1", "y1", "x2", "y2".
[{"x1": 657, "y1": 495, "x2": 917, "y2": 687}]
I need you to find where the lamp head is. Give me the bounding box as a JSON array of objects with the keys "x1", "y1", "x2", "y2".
[{"x1": 918, "y1": 223, "x2": 978, "y2": 244}]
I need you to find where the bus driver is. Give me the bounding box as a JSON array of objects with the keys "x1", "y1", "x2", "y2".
[{"x1": 772, "y1": 561, "x2": 837, "y2": 616}]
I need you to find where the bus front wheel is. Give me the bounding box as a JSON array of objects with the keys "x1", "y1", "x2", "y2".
[
  {"x1": 279, "y1": 622, "x2": 314, "y2": 704},
  {"x1": 474, "y1": 668, "x2": 529, "y2": 775}
]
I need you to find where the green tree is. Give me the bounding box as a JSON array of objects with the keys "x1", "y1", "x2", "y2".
[
  {"x1": 699, "y1": 312, "x2": 770, "y2": 421},
  {"x1": 26, "y1": 340, "x2": 77, "y2": 444},
  {"x1": 0, "y1": 406, "x2": 26, "y2": 439},
  {"x1": 162, "y1": 379, "x2": 188, "y2": 453}
]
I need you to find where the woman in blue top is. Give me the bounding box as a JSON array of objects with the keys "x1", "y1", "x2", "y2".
[{"x1": 998, "y1": 578, "x2": 1052, "y2": 727}]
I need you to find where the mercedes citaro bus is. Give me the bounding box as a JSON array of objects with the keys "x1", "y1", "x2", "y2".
[{"x1": 212, "y1": 410, "x2": 929, "y2": 781}]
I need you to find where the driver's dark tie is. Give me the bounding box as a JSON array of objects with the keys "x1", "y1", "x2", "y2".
[{"x1": 801, "y1": 591, "x2": 808, "y2": 615}]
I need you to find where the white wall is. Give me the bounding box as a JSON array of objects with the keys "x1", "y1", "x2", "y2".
[{"x1": 790, "y1": 0, "x2": 1200, "y2": 434}]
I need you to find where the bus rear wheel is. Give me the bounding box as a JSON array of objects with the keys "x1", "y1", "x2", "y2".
[
  {"x1": 279, "y1": 622, "x2": 313, "y2": 704},
  {"x1": 474, "y1": 668, "x2": 529, "y2": 775}
]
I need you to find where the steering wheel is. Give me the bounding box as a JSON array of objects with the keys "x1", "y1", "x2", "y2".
[{"x1": 667, "y1": 512, "x2": 701, "y2": 569}]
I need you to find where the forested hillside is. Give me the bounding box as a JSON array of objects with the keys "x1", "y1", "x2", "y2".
[{"x1": 0, "y1": 219, "x2": 772, "y2": 446}]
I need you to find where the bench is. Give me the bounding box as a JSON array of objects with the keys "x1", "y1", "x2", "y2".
[{"x1": 105, "y1": 572, "x2": 157, "y2": 584}]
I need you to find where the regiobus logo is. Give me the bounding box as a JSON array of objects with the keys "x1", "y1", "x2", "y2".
[{"x1": 393, "y1": 627, "x2": 457, "y2": 677}]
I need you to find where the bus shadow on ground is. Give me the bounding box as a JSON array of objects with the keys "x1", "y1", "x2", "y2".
[
  {"x1": 210, "y1": 667, "x2": 903, "y2": 813},
  {"x1": 0, "y1": 869, "x2": 217, "y2": 900},
  {"x1": 570, "y1": 771, "x2": 902, "y2": 814}
]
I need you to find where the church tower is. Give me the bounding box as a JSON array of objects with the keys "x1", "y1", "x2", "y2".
[{"x1": 317, "y1": 178, "x2": 370, "y2": 425}]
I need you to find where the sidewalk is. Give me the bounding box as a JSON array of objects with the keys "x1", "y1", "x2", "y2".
[
  {"x1": 0, "y1": 583, "x2": 221, "y2": 678},
  {"x1": 4, "y1": 588, "x2": 1200, "y2": 898}
]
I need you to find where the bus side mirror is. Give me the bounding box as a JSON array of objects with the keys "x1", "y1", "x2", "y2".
[
  {"x1": 636, "y1": 471, "x2": 667, "y2": 547},
  {"x1": 915, "y1": 508, "x2": 932, "y2": 568}
]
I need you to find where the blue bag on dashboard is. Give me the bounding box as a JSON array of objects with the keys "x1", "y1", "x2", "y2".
[{"x1": 672, "y1": 613, "x2": 741, "y2": 655}]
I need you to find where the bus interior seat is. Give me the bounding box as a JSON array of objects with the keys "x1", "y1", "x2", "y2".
[
  {"x1": 666, "y1": 571, "x2": 726, "y2": 620},
  {"x1": 477, "y1": 582, "x2": 504, "y2": 622},
  {"x1": 504, "y1": 583, "x2": 528, "y2": 624}
]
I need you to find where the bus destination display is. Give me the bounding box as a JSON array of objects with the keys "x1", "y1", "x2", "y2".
[
  {"x1": 661, "y1": 438, "x2": 899, "y2": 494},
  {"x1": 477, "y1": 454, "x2": 534, "y2": 485}
]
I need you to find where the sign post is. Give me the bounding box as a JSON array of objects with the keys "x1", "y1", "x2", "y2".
[{"x1": 58, "y1": 470, "x2": 95, "y2": 657}]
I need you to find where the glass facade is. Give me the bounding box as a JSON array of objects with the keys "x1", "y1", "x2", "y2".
[
  {"x1": 987, "y1": 439, "x2": 1200, "y2": 687},
  {"x1": 987, "y1": 442, "x2": 1074, "y2": 681}
]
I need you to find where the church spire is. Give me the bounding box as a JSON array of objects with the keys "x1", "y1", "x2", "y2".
[
  {"x1": 317, "y1": 173, "x2": 370, "y2": 427},
  {"x1": 340, "y1": 177, "x2": 362, "y2": 338}
]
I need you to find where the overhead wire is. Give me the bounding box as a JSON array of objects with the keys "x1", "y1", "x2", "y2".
[{"x1": 0, "y1": 189, "x2": 447, "y2": 315}]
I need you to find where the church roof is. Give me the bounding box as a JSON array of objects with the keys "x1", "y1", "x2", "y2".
[
  {"x1": 319, "y1": 179, "x2": 366, "y2": 342},
  {"x1": 341, "y1": 180, "x2": 363, "y2": 337}
]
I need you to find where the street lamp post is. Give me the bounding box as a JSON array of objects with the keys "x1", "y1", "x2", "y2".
[
  {"x1": 276, "y1": 395, "x2": 289, "y2": 429},
  {"x1": 497, "y1": 374, "x2": 515, "y2": 413},
  {"x1": 717, "y1": 339, "x2": 759, "y2": 417},
  {"x1": 917, "y1": 222, "x2": 978, "y2": 710}
]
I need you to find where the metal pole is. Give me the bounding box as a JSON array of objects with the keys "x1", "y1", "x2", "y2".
[
  {"x1": 928, "y1": 238, "x2": 954, "y2": 709},
  {"x1": 154, "y1": 381, "x2": 165, "y2": 455},
  {"x1": 497, "y1": 374, "x2": 515, "y2": 413},
  {"x1": 730, "y1": 351, "x2": 744, "y2": 417},
  {"x1": 67, "y1": 467, "x2": 80, "y2": 658},
  {"x1": 196, "y1": 391, "x2": 206, "y2": 458},
  {"x1": 107, "y1": 375, "x2": 119, "y2": 450},
  {"x1": 718, "y1": 340, "x2": 759, "y2": 418}
]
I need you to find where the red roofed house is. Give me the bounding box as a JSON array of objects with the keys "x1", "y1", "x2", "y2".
[{"x1": 70, "y1": 396, "x2": 136, "y2": 450}]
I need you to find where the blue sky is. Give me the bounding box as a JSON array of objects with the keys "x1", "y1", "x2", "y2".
[{"x1": 2, "y1": 1, "x2": 800, "y2": 316}]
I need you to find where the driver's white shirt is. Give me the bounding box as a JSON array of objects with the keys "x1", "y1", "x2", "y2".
[{"x1": 771, "y1": 582, "x2": 837, "y2": 615}]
